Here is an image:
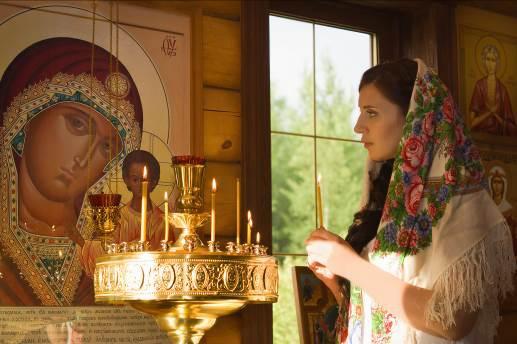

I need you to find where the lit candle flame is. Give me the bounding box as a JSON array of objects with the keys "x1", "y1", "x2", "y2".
[
  {"x1": 317, "y1": 174, "x2": 322, "y2": 184},
  {"x1": 256, "y1": 232, "x2": 260, "y2": 244},
  {"x1": 212, "y1": 178, "x2": 217, "y2": 192},
  {"x1": 247, "y1": 210, "x2": 251, "y2": 221},
  {"x1": 143, "y1": 166, "x2": 147, "y2": 180},
  {"x1": 164, "y1": 191, "x2": 168, "y2": 200}
]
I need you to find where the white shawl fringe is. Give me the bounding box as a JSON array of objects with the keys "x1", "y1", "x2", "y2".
[{"x1": 425, "y1": 221, "x2": 516, "y2": 337}]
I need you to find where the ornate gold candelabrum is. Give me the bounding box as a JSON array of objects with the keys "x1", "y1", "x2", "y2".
[
  {"x1": 169, "y1": 163, "x2": 210, "y2": 251},
  {"x1": 93, "y1": 157, "x2": 278, "y2": 344},
  {"x1": 86, "y1": 193, "x2": 122, "y2": 251}
]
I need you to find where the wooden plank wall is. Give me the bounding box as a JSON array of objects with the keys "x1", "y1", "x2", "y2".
[
  {"x1": 202, "y1": 12, "x2": 242, "y2": 238},
  {"x1": 199, "y1": 7, "x2": 242, "y2": 253},
  {"x1": 198, "y1": 4, "x2": 242, "y2": 344},
  {"x1": 127, "y1": 1, "x2": 243, "y2": 343}
]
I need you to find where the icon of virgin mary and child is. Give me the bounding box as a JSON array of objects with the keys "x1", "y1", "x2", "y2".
[{"x1": 0, "y1": 37, "x2": 169, "y2": 306}]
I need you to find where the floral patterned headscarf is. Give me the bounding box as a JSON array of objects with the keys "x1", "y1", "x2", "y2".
[{"x1": 372, "y1": 59, "x2": 485, "y2": 256}]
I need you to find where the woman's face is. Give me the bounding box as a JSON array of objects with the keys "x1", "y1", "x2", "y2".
[
  {"x1": 355, "y1": 84, "x2": 406, "y2": 161},
  {"x1": 484, "y1": 51, "x2": 497, "y2": 75},
  {"x1": 23, "y1": 102, "x2": 122, "y2": 202}
]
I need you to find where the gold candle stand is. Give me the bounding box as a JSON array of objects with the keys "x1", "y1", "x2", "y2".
[
  {"x1": 95, "y1": 251, "x2": 277, "y2": 344},
  {"x1": 86, "y1": 193, "x2": 122, "y2": 251},
  {"x1": 93, "y1": 157, "x2": 278, "y2": 344}
]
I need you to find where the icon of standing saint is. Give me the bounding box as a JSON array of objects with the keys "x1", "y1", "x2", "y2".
[{"x1": 468, "y1": 37, "x2": 517, "y2": 137}]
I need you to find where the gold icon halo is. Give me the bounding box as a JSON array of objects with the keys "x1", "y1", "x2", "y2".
[
  {"x1": 474, "y1": 35, "x2": 507, "y2": 79},
  {"x1": 107, "y1": 130, "x2": 175, "y2": 208}
]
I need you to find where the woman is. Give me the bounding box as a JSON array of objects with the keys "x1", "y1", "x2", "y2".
[
  {"x1": 306, "y1": 59, "x2": 515, "y2": 343},
  {"x1": 0, "y1": 37, "x2": 142, "y2": 305}
]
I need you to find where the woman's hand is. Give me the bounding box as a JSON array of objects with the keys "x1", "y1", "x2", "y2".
[
  {"x1": 307, "y1": 260, "x2": 344, "y2": 304},
  {"x1": 305, "y1": 228, "x2": 359, "y2": 280}
]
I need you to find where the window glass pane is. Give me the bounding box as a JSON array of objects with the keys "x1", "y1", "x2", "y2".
[
  {"x1": 315, "y1": 25, "x2": 372, "y2": 140},
  {"x1": 270, "y1": 16, "x2": 314, "y2": 135},
  {"x1": 273, "y1": 255, "x2": 307, "y2": 344},
  {"x1": 271, "y1": 133, "x2": 315, "y2": 254},
  {"x1": 271, "y1": 15, "x2": 374, "y2": 344},
  {"x1": 316, "y1": 140, "x2": 366, "y2": 237}
]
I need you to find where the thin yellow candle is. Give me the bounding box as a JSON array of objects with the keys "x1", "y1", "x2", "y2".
[
  {"x1": 211, "y1": 178, "x2": 217, "y2": 242},
  {"x1": 236, "y1": 178, "x2": 240, "y2": 245},
  {"x1": 140, "y1": 166, "x2": 148, "y2": 242},
  {"x1": 247, "y1": 211, "x2": 253, "y2": 245},
  {"x1": 256, "y1": 231, "x2": 260, "y2": 245},
  {"x1": 164, "y1": 192, "x2": 169, "y2": 242},
  {"x1": 316, "y1": 174, "x2": 323, "y2": 228}
]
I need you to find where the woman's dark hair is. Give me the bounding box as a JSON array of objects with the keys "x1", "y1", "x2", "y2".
[
  {"x1": 359, "y1": 58, "x2": 418, "y2": 115},
  {"x1": 340, "y1": 159, "x2": 394, "y2": 299},
  {"x1": 122, "y1": 149, "x2": 160, "y2": 183},
  {"x1": 344, "y1": 159, "x2": 394, "y2": 253},
  {"x1": 345, "y1": 59, "x2": 417, "y2": 254}
]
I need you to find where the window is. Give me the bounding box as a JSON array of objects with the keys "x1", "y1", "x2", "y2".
[
  {"x1": 241, "y1": 2, "x2": 401, "y2": 342},
  {"x1": 269, "y1": 16, "x2": 373, "y2": 342}
]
